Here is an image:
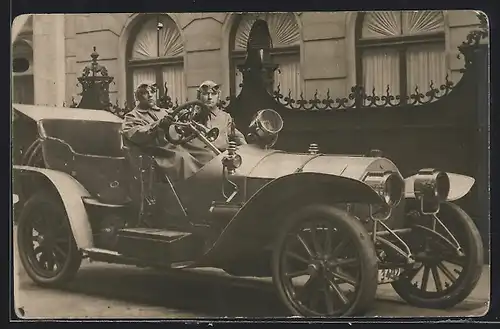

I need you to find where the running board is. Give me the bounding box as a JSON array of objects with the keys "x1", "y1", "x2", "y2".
[
  {"x1": 115, "y1": 228, "x2": 206, "y2": 264},
  {"x1": 82, "y1": 247, "x2": 142, "y2": 266},
  {"x1": 82, "y1": 247, "x2": 197, "y2": 269},
  {"x1": 170, "y1": 261, "x2": 197, "y2": 269}
]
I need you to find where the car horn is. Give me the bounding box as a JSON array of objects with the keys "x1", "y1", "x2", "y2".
[
  {"x1": 158, "y1": 100, "x2": 222, "y2": 155},
  {"x1": 191, "y1": 121, "x2": 220, "y2": 143}
]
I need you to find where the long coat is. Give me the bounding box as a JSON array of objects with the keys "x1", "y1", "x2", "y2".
[{"x1": 121, "y1": 105, "x2": 246, "y2": 183}]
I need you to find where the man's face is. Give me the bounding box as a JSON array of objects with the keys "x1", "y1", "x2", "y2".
[
  {"x1": 199, "y1": 88, "x2": 220, "y2": 109},
  {"x1": 138, "y1": 87, "x2": 156, "y2": 107}
]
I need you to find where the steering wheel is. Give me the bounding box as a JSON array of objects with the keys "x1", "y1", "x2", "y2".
[{"x1": 160, "y1": 100, "x2": 210, "y2": 145}]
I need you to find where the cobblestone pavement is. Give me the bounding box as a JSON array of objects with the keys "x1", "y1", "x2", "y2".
[{"x1": 13, "y1": 245, "x2": 490, "y2": 319}]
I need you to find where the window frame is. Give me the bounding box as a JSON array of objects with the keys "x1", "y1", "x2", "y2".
[
  {"x1": 230, "y1": 45, "x2": 300, "y2": 96},
  {"x1": 355, "y1": 11, "x2": 446, "y2": 103},
  {"x1": 228, "y1": 14, "x2": 301, "y2": 98},
  {"x1": 12, "y1": 36, "x2": 34, "y2": 76},
  {"x1": 126, "y1": 14, "x2": 184, "y2": 106},
  {"x1": 12, "y1": 35, "x2": 34, "y2": 105}
]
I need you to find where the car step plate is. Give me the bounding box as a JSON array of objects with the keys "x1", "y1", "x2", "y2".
[{"x1": 378, "y1": 268, "x2": 403, "y2": 284}]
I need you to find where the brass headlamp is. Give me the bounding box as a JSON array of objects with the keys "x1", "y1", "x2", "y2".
[
  {"x1": 364, "y1": 171, "x2": 405, "y2": 208},
  {"x1": 247, "y1": 109, "x2": 283, "y2": 149},
  {"x1": 413, "y1": 169, "x2": 450, "y2": 213}
]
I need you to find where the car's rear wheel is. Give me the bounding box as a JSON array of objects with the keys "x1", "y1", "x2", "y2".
[
  {"x1": 17, "y1": 191, "x2": 82, "y2": 287},
  {"x1": 391, "y1": 201, "x2": 484, "y2": 309},
  {"x1": 272, "y1": 204, "x2": 378, "y2": 317}
]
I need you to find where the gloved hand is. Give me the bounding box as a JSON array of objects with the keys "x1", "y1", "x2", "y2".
[{"x1": 159, "y1": 114, "x2": 174, "y2": 129}]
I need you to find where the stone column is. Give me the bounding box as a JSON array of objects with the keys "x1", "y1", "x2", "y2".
[{"x1": 32, "y1": 14, "x2": 66, "y2": 106}]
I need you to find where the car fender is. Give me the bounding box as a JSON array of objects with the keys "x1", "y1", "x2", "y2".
[
  {"x1": 196, "y1": 172, "x2": 384, "y2": 266},
  {"x1": 404, "y1": 172, "x2": 475, "y2": 201},
  {"x1": 13, "y1": 165, "x2": 94, "y2": 249}
]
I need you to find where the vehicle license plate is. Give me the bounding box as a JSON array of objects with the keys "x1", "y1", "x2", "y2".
[{"x1": 377, "y1": 268, "x2": 403, "y2": 284}]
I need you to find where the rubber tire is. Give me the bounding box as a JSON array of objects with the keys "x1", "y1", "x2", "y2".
[
  {"x1": 391, "y1": 201, "x2": 484, "y2": 309},
  {"x1": 17, "y1": 191, "x2": 82, "y2": 287},
  {"x1": 271, "y1": 204, "x2": 379, "y2": 317}
]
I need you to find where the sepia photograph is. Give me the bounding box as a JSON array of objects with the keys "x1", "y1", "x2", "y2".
[{"x1": 11, "y1": 10, "x2": 490, "y2": 319}]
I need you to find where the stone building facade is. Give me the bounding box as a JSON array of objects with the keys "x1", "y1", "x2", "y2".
[{"x1": 12, "y1": 11, "x2": 485, "y2": 108}]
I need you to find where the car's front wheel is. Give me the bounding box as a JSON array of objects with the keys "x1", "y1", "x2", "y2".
[
  {"x1": 391, "y1": 201, "x2": 484, "y2": 309},
  {"x1": 17, "y1": 191, "x2": 82, "y2": 287},
  {"x1": 271, "y1": 204, "x2": 378, "y2": 317}
]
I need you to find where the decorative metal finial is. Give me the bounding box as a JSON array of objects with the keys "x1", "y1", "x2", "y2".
[
  {"x1": 74, "y1": 46, "x2": 115, "y2": 110},
  {"x1": 308, "y1": 143, "x2": 319, "y2": 154},
  {"x1": 91, "y1": 46, "x2": 99, "y2": 60},
  {"x1": 228, "y1": 141, "x2": 238, "y2": 155}
]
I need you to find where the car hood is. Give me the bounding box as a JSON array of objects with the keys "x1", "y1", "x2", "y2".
[
  {"x1": 177, "y1": 144, "x2": 403, "y2": 220},
  {"x1": 232, "y1": 144, "x2": 401, "y2": 181}
]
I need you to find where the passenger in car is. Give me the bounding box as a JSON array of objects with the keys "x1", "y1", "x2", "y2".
[{"x1": 121, "y1": 81, "x2": 246, "y2": 182}]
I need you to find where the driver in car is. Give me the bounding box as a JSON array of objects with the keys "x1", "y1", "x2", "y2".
[{"x1": 121, "y1": 81, "x2": 246, "y2": 182}]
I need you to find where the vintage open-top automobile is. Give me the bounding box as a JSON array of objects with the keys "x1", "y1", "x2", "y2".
[{"x1": 12, "y1": 101, "x2": 484, "y2": 317}]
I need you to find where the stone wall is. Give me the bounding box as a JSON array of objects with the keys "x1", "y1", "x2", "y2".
[
  {"x1": 66, "y1": 14, "x2": 123, "y2": 105},
  {"x1": 42, "y1": 11, "x2": 486, "y2": 106},
  {"x1": 31, "y1": 14, "x2": 66, "y2": 106}
]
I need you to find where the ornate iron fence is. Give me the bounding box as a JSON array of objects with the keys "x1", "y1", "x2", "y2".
[{"x1": 272, "y1": 75, "x2": 456, "y2": 111}]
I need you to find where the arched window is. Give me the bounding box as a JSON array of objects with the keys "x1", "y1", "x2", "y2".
[
  {"x1": 230, "y1": 13, "x2": 301, "y2": 98},
  {"x1": 126, "y1": 14, "x2": 185, "y2": 106},
  {"x1": 12, "y1": 38, "x2": 34, "y2": 105},
  {"x1": 355, "y1": 11, "x2": 447, "y2": 103}
]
